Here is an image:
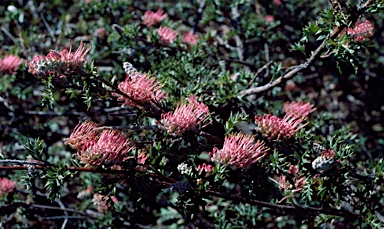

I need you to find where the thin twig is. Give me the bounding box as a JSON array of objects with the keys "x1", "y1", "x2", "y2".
[
  {"x1": 204, "y1": 189, "x2": 360, "y2": 219},
  {"x1": 1, "y1": 26, "x2": 18, "y2": 44},
  {"x1": 239, "y1": 39, "x2": 326, "y2": 96},
  {"x1": 192, "y1": 0, "x2": 206, "y2": 33},
  {"x1": 248, "y1": 61, "x2": 274, "y2": 86},
  {"x1": 0, "y1": 159, "x2": 48, "y2": 166},
  {"x1": 95, "y1": 125, "x2": 160, "y2": 131},
  {"x1": 40, "y1": 12, "x2": 56, "y2": 42}
]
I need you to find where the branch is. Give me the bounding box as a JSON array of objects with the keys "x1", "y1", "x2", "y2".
[
  {"x1": 204, "y1": 189, "x2": 360, "y2": 219},
  {"x1": 239, "y1": 39, "x2": 326, "y2": 96}
]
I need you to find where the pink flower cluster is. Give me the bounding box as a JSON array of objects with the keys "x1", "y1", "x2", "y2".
[
  {"x1": 271, "y1": 174, "x2": 306, "y2": 203},
  {"x1": 347, "y1": 20, "x2": 374, "y2": 42},
  {"x1": 255, "y1": 114, "x2": 305, "y2": 140},
  {"x1": 157, "y1": 27, "x2": 178, "y2": 44},
  {"x1": 142, "y1": 9, "x2": 167, "y2": 26},
  {"x1": 0, "y1": 177, "x2": 16, "y2": 197},
  {"x1": 160, "y1": 96, "x2": 210, "y2": 135},
  {"x1": 270, "y1": 165, "x2": 306, "y2": 202},
  {"x1": 210, "y1": 133, "x2": 269, "y2": 171},
  {"x1": 157, "y1": 27, "x2": 198, "y2": 45},
  {"x1": 197, "y1": 163, "x2": 214, "y2": 175},
  {"x1": 26, "y1": 42, "x2": 91, "y2": 78},
  {"x1": 65, "y1": 121, "x2": 135, "y2": 167},
  {"x1": 113, "y1": 70, "x2": 167, "y2": 107},
  {"x1": 283, "y1": 101, "x2": 316, "y2": 118},
  {"x1": 183, "y1": 31, "x2": 198, "y2": 45},
  {"x1": 0, "y1": 53, "x2": 23, "y2": 74},
  {"x1": 92, "y1": 193, "x2": 118, "y2": 213}
]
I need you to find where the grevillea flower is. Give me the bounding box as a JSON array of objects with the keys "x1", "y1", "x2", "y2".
[
  {"x1": 270, "y1": 174, "x2": 306, "y2": 203},
  {"x1": 113, "y1": 70, "x2": 167, "y2": 107},
  {"x1": 136, "y1": 150, "x2": 150, "y2": 172},
  {"x1": 210, "y1": 133, "x2": 269, "y2": 171},
  {"x1": 0, "y1": 177, "x2": 16, "y2": 197},
  {"x1": 26, "y1": 42, "x2": 91, "y2": 78},
  {"x1": 264, "y1": 15, "x2": 275, "y2": 22},
  {"x1": 255, "y1": 114, "x2": 305, "y2": 140},
  {"x1": 160, "y1": 96, "x2": 210, "y2": 135},
  {"x1": 347, "y1": 20, "x2": 374, "y2": 42},
  {"x1": 273, "y1": 0, "x2": 282, "y2": 6},
  {"x1": 287, "y1": 165, "x2": 299, "y2": 175},
  {"x1": 142, "y1": 9, "x2": 167, "y2": 26},
  {"x1": 283, "y1": 101, "x2": 316, "y2": 118},
  {"x1": 92, "y1": 193, "x2": 118, "y2": 213},
  {"x1": 65, "y1": 121, "x2": 135, "y2": 167},
  {"x1": 183, "y1": 31, "x2": 198, "y2": 45},
  {"x1": 157, "y1": 27, "x2": 178, "y2": 44},
  {"x1": 197, "y1": 163, "x2": 214, "y2": 175},
  {"x1": 77, "y1": 130, "x2": 135, "y2": 167},
  {"x1": 312, "y1": 149, "x2": 337, "y2": 172},
  {"x1": 0, "y1": 53, "x2": 23, "y2": 74},
  {"x1": 65, "y1": 120, "x2": 99, "y2": 153}
]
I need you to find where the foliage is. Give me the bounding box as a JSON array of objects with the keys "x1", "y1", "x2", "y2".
[{"x1": 1, "y1": 0, "x2": 384, "y2": 228}]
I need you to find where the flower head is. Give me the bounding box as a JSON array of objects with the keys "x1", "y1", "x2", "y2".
[
  {"x1": 142, "y1": 9, "x2": 167, "y2": 26},
  {"x1": 210, "y1": 133, "x2": 269, "y2": 171},
  {"x1": 273, "y1": 0, "x2": 282, "y2": 6},
  {"x1": 312, "y1": 149, "x2": 337, "y2": 172},
  {"x1": 183, "y1": 31, "x2": 198, "y2": 45},
  {"x1": 65, "y1": 121, "x2": 135, "y2": 167},
  {"x1": 264, "y1": 15, "x2": 275, "y2": 22},
  {"x1": 65, "y1": 120, "x2": 99, "y2": 153},
  {"x1": 160, "y1": 96, "x2": 210, "y2": 135},
  {"x1": 347, "y1": 20, "x2": 374, "y2": 42},
  {"x1": 0, "y1": 177, "x2": 16, "y2": 197},
  {"x1": 113, "y1": 70, "x2": 167, "y2": 107},
  {"x1": 157, "y1": 27, "x2": 178, "y2": 44},
  {"x1": 26, "y1": 42, "x2": 91, "y2": 78},
  {"x1": 270, "y1": 169, "x2": 306, "y2": 203},
  {"x1": 255, "y1": 114, "x2": 305, "y2": 140},
  {"x1": 0, "y1": 53, "x2": 23, "y2": 74},
  {"x1": 77, "y1": 130, "x2": 135, "y2": 168},
  {"x1": 197, "y1": 163, "x2": 214, "y2": 175},
  {"x1": 283, "y1": 101, "x2": 316, "y2": 118}
]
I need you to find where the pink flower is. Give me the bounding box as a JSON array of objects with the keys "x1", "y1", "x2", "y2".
[
  {"x1": 197, "y1": 163, "x2": 214, "y2": 175},
  {"x1": 270, "y1": 174, "x2": 306, "y2": 203},
  {"x1": 347, "y1": 20, "x2": 374, "y2": 42},
  {"x1": 0, "y1": 53, "x2": 23, "y2": 74},
  {"x1": 92, "y1": 193, "x2": 118, "y2": 213},
  {"x1": 77, "y1": 130, "x2": 135, "y2": 167},
  {"x1": 65, "y1": 121, "x2": 99, "y2": 153},
  {"x1": 287, "y1": 165, "x2": 299, "y2": 175},
  {"x1": 157, "y1": 27, "x2": 178, "y2": 44},
  {"x1": 255, "y1": 114, "x2": 305, "y2": 140},
  {"x1": 93, "y1": 27, "x2": 106, "y2": 39},
  {"x1": 183, "y1": 31, "x2": 198, "y2": 45},
  {"x1": 264, "y1": 15, "x2": 275, "y2": 22},
  {"x1": 160, "y1": 96, "x2": 210, "y2": 135},
  {"x1": 142, "y1": 9, "x2": 167, "y2": 26},
  {"x1": 273, "y1": 0, "x2": 282, "y2": 6},
  {"x1": 136, "y1": 150, "x2": 149, "y2": 172},
  {"x1": 26, "y1": 42, "x2": 91, "y2": 78},
  {"x1": 210, "y1": 133, "x2": 269, "y2": 171},
  {"x1": 0, "y1": 177, "x2": 16, "y2": 197},
  {"x1": 113, "y1": 70, "x2": 167, "y2": 107},
  {"x1": 283, "y1": 101, "x2": 316, "y2": 118}
]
